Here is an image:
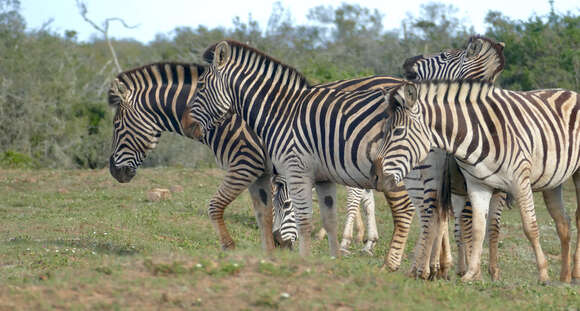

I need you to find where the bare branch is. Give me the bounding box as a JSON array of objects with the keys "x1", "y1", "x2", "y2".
[{"x1": 76, "y1": 0, "x2": 138, "y2": 73}]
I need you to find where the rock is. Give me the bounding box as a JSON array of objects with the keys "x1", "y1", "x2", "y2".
[{"x1": 147, "y1": 188, "x2": 171, "y2": 202}]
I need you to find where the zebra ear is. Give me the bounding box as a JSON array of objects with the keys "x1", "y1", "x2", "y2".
[
  {"x1": 403, "y1": 83, "x2": 417, "y2": 108},
  {"x1": 214, "y1": 41, "x2": 231, "y2": 69},
  {"x1": 467, "y1": 39, "x2": 483, "y2": 58}
]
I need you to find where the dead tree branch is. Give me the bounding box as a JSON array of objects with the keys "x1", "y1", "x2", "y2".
[{"x1": 76, "y1": 0, "x2": 138, "y2": 73}]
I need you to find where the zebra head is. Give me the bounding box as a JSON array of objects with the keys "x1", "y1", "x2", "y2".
[
  {"x1": 271, "y1": 176, "x2": 297, "y2": 248},
  {"x1": 376, "y1": 82, "x2": 431, "y2": 191},
  {"x1": 188, "y1": 41, "x2": 236, "y2": 137},
  {"x1": 108, "y1": 76, "x2": 162, "y2": 183},
  {"x1": 404, "y1": 35, "x2": 505, "y2": 83}
]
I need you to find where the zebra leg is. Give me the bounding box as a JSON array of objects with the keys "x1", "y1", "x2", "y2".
[
  {"x1": 514, "y1": 180, "x2": 549, "y2": 284},
  {"x1": 382, "y1": 181, "x2": 416, "y2": 272},
  {"x1": 247, "y1": 175, "x2": 276, "y2": 253},
  {"x1": 355, "y1": 197, "x2": 365, "y2": 244},
  {"x1": 361, "y1": 189, "x2": 378, "y2": 255},
  {"x1": 431, "y1": 205, "x2": 452, "y2": 280},
  {"x1": 341, "y1": 187, "x2": 364, "y2": 254},
  {"x1": 487, "y1": 191, "x2": 507, "y2": 281},
  {"x1": 315, "y1": 181, "x2": 340, "y2": 258},
  {"x1": 287, "y1": 173, "x2": 315, "y2": 257},
  {"x1": 461, "y1": 180, "x2": 493, "y2": 282},
  {"x1": 438, "y1": 223, "x2": 452, "y2": 280},
  {"x1": 573, "y1": 171, "x2": 580, "y2": 284},
  {"x1": 452, "y1": 194, "x2": 467, "y2": 276},
  {"x1": 542, "y1": 186, "x2": 572, "y2": 283}
]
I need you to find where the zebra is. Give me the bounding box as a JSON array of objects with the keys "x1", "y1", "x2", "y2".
[
  {"x1": 107, "y1": 62, "x2": 296, "y2": 252},
  {"x1": 376, "y1": 80, "x2": 580, "y2": 283},
  {"x1": 403, "y1": 35, "x2": 509, "y2": 279},
  {"x1": 188, "y1": 40, "x2": 422, "y2": 267}
]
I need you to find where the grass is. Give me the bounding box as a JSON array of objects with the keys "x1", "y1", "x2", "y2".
[{"x1": 0, "y1": 168, "x2": 579, "y2": 310}]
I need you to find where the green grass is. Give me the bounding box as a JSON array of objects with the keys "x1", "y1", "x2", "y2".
[{"x1": 0, "y1": 168, "x2": 579, "y2": 310}]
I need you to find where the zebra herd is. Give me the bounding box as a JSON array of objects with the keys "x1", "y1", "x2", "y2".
[{"x1": 108, "y1": 35, "x2": 580, "y2": 284}]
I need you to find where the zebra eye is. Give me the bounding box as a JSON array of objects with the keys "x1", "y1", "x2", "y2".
[{"x1": 392, "y1": 127, "x2": 405, "y2": 136}]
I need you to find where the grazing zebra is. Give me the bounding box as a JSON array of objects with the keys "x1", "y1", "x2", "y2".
[
  {"x1": 403, "y1": 35, "x2": 509, "y2": 279},
  {"x1": 188, "y1": 40, "x2": 422, "y2": 266},
  {"x1": 376, "y1": 80, "x2": 580, "y2": 283},
  {"x1": 108, "y1": 62, "x2": 296, "y2": 252}
]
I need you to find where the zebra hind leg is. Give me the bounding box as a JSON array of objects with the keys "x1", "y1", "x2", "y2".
[
  {"x1": 487, "y1": 191, "x2": 507, "y2": 281},
  {"x1": 574, "y1": 171, "x2": 580, "y2": 284},
  {"x1": 360, "y1": 189, "x2": 378, "y2": 256},
  {"x1": 461, "y1": 180, "x2": 493, "y2": 282},
  {"x1": 451, "y1": 194, "x2": 468, "y2": 276},
  {"x1": 315, "y1": 181, "x2": 340, "y2": 258},
  {"x1": 542, "y1": 185, "x2": 571, "y2": 283},
  {"x1": 247, "y1": 175, "x2": 276, "y2": 253},
  {"x1": 340, "y1": 187, "x2": 364, "y2": 255}
]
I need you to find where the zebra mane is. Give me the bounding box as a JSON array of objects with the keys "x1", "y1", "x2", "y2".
[
  {"x1": 202, "y1": 40, "x2": 312, "y2": 88},
  {"x1": 389, "y1": 79, "x2": 497, "y2": 108},
  {"x1": 108, "y1": 62, "x2": 206, "y2": 107}
]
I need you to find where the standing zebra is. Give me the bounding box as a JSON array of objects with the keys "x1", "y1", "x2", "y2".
[
  {"x1": 403, "y1": 35, "x2": 509, "y2": 279},
  {"x1": 189, "y1": 40, "x2": 407, "y2": 260},
  {"x1": 376, "y1": 80, "x2": 580, "y2": 283},
  {"x1": 108, "y1": 62, "x2": 295, "y2": 252}
]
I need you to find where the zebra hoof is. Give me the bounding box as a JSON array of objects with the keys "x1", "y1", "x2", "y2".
[{"x1": 360, "y1": 247, "x2": 373, "y2": 256}]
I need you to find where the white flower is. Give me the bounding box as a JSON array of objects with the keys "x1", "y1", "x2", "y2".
[{"x1": 280, "y1": 292, "x2": 291, "y2": 299}]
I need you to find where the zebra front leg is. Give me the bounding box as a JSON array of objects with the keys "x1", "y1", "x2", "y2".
[
  {"x1": 542, "y1": 185, "x2": 571, "y2": 283},
  {"x1": 341, "y1": 187, "x2": 364, "y2": 254},
  {"x1": 515, "y1": 180, "x2": 549, "y2": 283},
  {"x1": 208, "y1": 171, "x2": 260, "y2": 250},
  {"x1": 287, "y1": 174, "x2": 315, "y2": 257},
  {"x1": 315, "y1": 181, "x2": 340, "y2": 257},
  {"x1": 248, "y1": 175, "x2": 275, "y2": 253},
  {"x1": 452, "y1": 194, "x2": 468, "y2": 276},
  {"x1": 360, "y1": 189, "x2": 378, "y2": 255},
  {"x1": 438, "y1": 225, "x2": 452, "y2": 280},
  {"x1": 382, "y1": 181, "x2": 416, "y2": 272},
  {"x1": 462, "y1": 180, "x2": 493, "y2": 282},
  {"x1": 487, "y1": 191, "x2": 507, "y2": 281}
]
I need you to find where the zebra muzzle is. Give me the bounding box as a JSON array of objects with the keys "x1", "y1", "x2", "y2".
[{"x1": 109, "y1": 156, "x2": 136, "y2": 183}]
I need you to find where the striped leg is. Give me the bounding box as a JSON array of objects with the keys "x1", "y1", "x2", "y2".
[
  {"x1": 516, "y1": 182, "x2": 549, "y2": 283},
  {"x1": 340, "y1": 187, "x2": 364, "y2": 254},
  {"x1": 315, "y1": 181, "x2": 340, "y2": 257},
  {"x1": 452, "y1": 194, "x2": 468, "y2": 276},
  {"x1": 360, "y1": 189, "x2": 378, "y2": 255},
  {"x1": 209, "y1": 171, "x2": 256, "y2": 250},
  {"x1": 383, "y1": 181, "x2": 416, "y2": 271},
  {"x1": 355, "y1": 202, "x2": 365, "y2": 244},
  {"x1": 542, "y1": 185, "x2": 572, "y2": 283},
  {"x1": 487, "y1": 191, "x2": 506, "y2": 281},
  {"x1": 574, "y1": 171, "x2": 580, "y2": 284},
  {"x1": 247, "y1": 175, "x2": 275, "y2": 253},
  {"x1": 287, "y1": 171, "x2": 315, "y2": 257},
  {"x1": 462, "y1": 179, "x2": 493, "y2": 282}
]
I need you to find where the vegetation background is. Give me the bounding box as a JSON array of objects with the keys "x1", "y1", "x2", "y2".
[
  {"x1": 1, "y1": 0, "x2": 578, "y2": 170},
  {"x1": 1, "y1": 1, "x2": 580, "y2": 309}
]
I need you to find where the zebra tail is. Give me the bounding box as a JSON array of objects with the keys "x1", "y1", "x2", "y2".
[{"x1": 439, "y1": 155, "x2": 452, "y2": 216}]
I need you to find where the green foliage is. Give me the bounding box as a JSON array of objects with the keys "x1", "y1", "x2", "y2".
[
  {"x1": 1, "y1": 1, "x2": 578, "y2": 168},
  {"x1": 0, "y1": 150, "x2": 37, "y2": 168}
]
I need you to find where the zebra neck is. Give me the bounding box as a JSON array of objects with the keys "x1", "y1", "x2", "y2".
[
  {"x1": 231, "y1": 69, "x2": 309, "y2": 138},
  {"x1": 419, "y1": 81, "x2": 495, "y2": 165}
]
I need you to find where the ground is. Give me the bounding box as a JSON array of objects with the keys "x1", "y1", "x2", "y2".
[{"x1": 0, "y1": 168, "x2": 579, "y2": 310}]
